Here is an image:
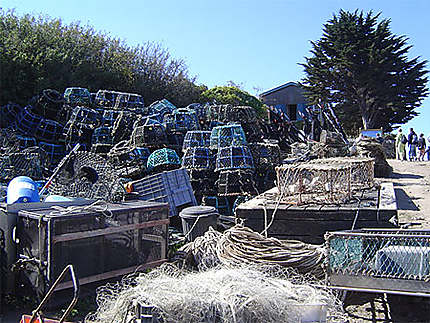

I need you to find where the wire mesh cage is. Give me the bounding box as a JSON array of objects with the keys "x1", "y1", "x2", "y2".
[
  {"x1": 164, "y1": 108, "x2": 199, "y2": 132},
  {"x1": 15, "y1": 106, "x2": 43, "y2": 136},
  {"x1": 0, "y1": 103, "x2": 23, "y2": 128},
  {"x1": 254, "y1": 168, "x2": 277, "y2": 193},
  {"x1": 0, "y1": 147, "x2": 46, "y2": 181},
  {"x1": 49, "y1": 151, "x2": 125, "y2": 202},
  {"x1": 131, "y1": 123, "x2": 168, "y2": 148},
  {"x1": 130, "y1": 147, "x2": 151, "y2": 165},
  {"x1": 326, "y1": 229, "x2": 430, "y2": 295},
  {"x1": 249, "y1": 141, "x2": 281, "y2": 169},
  {"x1": 210, "y1": 124, "x2": 247, "y2": 149},
  {"x1": 112, "y1": 111, "x2": 136, "y2": 144},
  {"x1": 39, "y1": 142, "x2": 66, "y2": 169},
  {"x1": 64, "y1": 106, "x2": 101, "y2": 148},
  {"x1": 185, "y1": 103, "x2": 209, "y2": 120},
  {"x1": 102, "y1": 109, "x2": 121, "y2": 127},
  {"x1": 182, "y1": 131, "x2": 211, "y2": 152},
  {"x1": 34, "y1": 118, "x2": 65, "y2": 143},
  {"x1": 148, "y1": 99, "x2": 176, "y2": 119},
  {"x1": 309, "y1": 157, "x2": 375, "y2": 190},
  {"x1": 32, "y1": 89, "x2": 65, "y2": 119},
  {"x1": 92, "y1": 126, "x2": 114, "y2": 145},
  {"x1": 217, "y1": 169, "x2": 257, "y2": 196},
  {"x1": 186, "y1": 169, "x2": 218, "y2": 196},
  {"x1": 202, "y1": 195, "x2": 231, "y2": 216},
  {"x1": 16, "y1": 135, "x2": 37, "y2": 149},
  {"x1": 0, "y1": 129, "x2": 19, "y2": 154},
  {"x1": 64, "y1": 87, "x2": 92, "y2": 106},
  {"x1": 275, "y1": 163, "x2": 352, "y2": 205},
  {"x1": 215, "y1": 145, "x2": 254, "y2": 171},
  {"x1": 182, "y1": 147, "x2": 215, "y2": 170},
  {"x1": 91, "y1": 143, "x2": 113, "y2": 155},
  {"x1": 95, "y1": 90, "x2": 122, "y2": 108},
  {"x1": 114, "y1": 92, "x2": 145, "y2": 111},
  {"x1": 147, "y1": 148, "x2": 181, "y2": 172}
]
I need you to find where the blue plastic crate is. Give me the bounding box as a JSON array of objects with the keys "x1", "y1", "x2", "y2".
[{"x1": 130, "y1": 168, "x2": 197, "y2": 217}]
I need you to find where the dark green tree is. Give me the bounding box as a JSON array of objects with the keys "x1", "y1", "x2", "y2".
[
  {"x1": 201, "y1": 86, "x2": 266, "y2": 118},
  {"x1": 301, "y1": 10, "x2": 428, "y2": 132},
  {"x1": 0, "y1": 10, "x2": 204, "y2": 107}
]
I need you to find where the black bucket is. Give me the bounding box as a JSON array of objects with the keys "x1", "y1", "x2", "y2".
[{"x1": 179, "y1": 206, "x2": 218, "y2": 241}]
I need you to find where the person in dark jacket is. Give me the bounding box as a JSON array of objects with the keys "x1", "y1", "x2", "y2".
[
  {"x1": 418, "y1": 133, "x2": 426, "y2": 161},
  {"x1": 408, "y1": 128, "x2": 417, "y2": 161}
]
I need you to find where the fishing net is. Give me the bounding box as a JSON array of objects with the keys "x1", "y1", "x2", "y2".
[
  {"x1": 186, "y1": 169, "x2": 218, "y2": 197},
  {"x1": 16, "y1": 135, "x2": 37, "y2": 149},
  {"x1": 0, "y1": 146, "x2": 47, "y2": 181},
  {"x1": 148, "y1": 99, "x2": 176, "y2": 118},
  {"x1": 39, "y1": 142, "x2": 66, "y2": 170},
  {"x1": 182, "y1": 131, "x2": 211, "y2": 152},
  {"x1": 113, "y1": 92, "x2": 145, "y2": 112},
  {"x1": 182, "y1": 147, "x2": 215, "y2": 170},
  {"x1": 102, "y1": 109, "x2": 121, "y2": 127},
  {"x1": 111, "y1": 111, "x2": 135, "y2": 144},
  {"x1": 86, "y1": 263, "x2": 344, "y2": 323},
  {"x1": 210, "y1": 124, "x2": 247, "y2": 149},
  {"x1": 49, "y1": 151, "x2": 125, "y2": 202},
  {"x1": 215, "y1": 145, "x2": 254, "y2": 171},
  {"x1": 94, "y1": 90, "x2": 121, "y2": 108},
  {"x1": 63, "y1": 106, "x2": 101, "y2": 149},
  {"x1": 275, "y1": 163, "x2": 352, "y2": 205}
]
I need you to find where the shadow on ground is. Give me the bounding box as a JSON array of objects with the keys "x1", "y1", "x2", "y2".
[
  {"x1": 391, "y1": 172, "x2": 423, "y2": 180},
  {"x1": 394, "y1": 188, "x2": 419, "y2": 211}
]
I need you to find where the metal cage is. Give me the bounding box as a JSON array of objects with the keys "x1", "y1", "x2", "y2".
[
  {"x1": 131, "y1": 123, "x2": 168, "y2": 148},
  {"x1": 34, "y1": 118, "x2": 65, "y2": 143},
  {"x1": 148, "y1": 99, "x2": 176, "y2": 119},
  {"x1": 326, "y1": 229, "x2": 430, "y2": 296},
  {"x1": 64, "y1": 87, "x2": 92, "y2": 106},
  {"x1": 217, "y1": 169, "x2": 257, "y2": 196},
  {"x1": 16, "y1": 135, "x2": 37, "y2": 149},
  {"x1": 182, "y1": 147, "x2": 215, "y2": 170},
  {"x1": 39, "y1": 142, "x2": 66, "y2": 169},
  {"x1": 249, "y1": 141, "x2": 281, "y2": 169},
  {"x1": 15, "y1": 106, "x2": 43, "y2": 136},
  {"x1": 147, "y1": 148, "x2": 181, "y2": 172},
  {"x1": 92, "y1": 126, "x2": 114, "y2": 145},
  {"x1": 164, "y1": 108, "x2": 199, "y2": 133}
]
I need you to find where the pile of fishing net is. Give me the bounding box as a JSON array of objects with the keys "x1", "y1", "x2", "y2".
[{"x1": 86, "y1": 264, "x2": 345, "y2": 323}]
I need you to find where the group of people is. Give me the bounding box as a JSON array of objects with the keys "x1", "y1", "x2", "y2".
[{"x1": 395, "y1": 128, "x2": 429, "y2": 161}]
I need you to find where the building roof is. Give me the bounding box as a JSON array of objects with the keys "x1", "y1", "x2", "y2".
[{"x1": 259, "y1": 81, "x2": 299, "y2": 97}]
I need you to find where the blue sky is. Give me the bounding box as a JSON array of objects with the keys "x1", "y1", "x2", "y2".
[{"x1": 2, "y1": 0, "x2": 429, "y2": 134}]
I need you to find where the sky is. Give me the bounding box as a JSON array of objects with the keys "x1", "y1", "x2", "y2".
[{"x1": 2, "y1": 0, "x2": 429, "y2": 134}]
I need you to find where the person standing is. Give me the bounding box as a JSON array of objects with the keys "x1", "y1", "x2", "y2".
[
  {"x1": 408, "y1": 128, "x2": 417, "y2": 161},
  {"x1": 427, "y1": 134, "x2": 430, "y2": 161},
  {"x1": 395, "y1": 129, "x2": 406, "y2": 160},
  {"x1": 418, "y1": 133, "x2": 427, "y2": 161}
]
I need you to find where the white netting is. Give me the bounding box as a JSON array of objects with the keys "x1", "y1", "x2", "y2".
[{"x1": 86, "y1": 263, "x2": 345, "y2": 323}]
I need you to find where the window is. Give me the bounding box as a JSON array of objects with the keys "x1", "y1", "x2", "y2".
[{"x1": 287, "y1": 104, "x2": 297, "y2": 120}]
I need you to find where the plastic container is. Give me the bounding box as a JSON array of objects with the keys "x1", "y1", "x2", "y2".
[
  {"x1": 6, "y1": 176, "x2": 40, "y2": 204},
  {"x1": 179, "y1": 206, "x2": 218, "y2": 241},
  {"x1": 130, "y1": 168, "x2": 197, "y2": 217}
]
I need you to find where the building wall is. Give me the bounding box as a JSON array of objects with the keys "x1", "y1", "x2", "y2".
[{"x1": 260, "y1": 84, "x2": 307, "y2": 121}]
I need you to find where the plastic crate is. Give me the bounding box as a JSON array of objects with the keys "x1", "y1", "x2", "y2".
[{"x1": 130, "y1": 168, "x2": 197, "y2": 217}]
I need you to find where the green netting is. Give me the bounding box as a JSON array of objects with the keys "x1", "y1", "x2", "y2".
[{"x1": 147, "y1": 148, "x2": 181, "y2": 171}]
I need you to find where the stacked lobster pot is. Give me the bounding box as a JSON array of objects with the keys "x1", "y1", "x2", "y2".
[
  {"x1": 91, "y1": 126, "x2": 114, "y2": 155},
  {"x1": 147, "y1": 148, "x2": 181, "y2": 174},
  {"x1": 212, "y1": 124, "x2": 257, "y2": 197},
  {"x1": 148, "y1": 99, "x2": 176, "y2": 123},
  {"x1": 181, "y1": 130, "x2": 216, "y2": 202},
  {"x1": 164, "y1": 108, "x2": 200, "y2": 151},
  {"x1": 249, "y1": 140, "x2": 282, "y2": 192}
]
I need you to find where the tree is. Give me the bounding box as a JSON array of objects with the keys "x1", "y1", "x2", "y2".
[
  {"x1": 0, "y1": 10, "x2": 205, "y2": 107},
  {"x1": 301, "y1": 10, "x2": 428, "y2": 131},
  {"x1": 200, "y1": 86, "x2": 266, "y2": 118}
]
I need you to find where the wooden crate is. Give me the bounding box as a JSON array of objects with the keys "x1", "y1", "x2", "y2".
[{"x1": 17, "y1": 201, "x2": 169, "y2": 293}]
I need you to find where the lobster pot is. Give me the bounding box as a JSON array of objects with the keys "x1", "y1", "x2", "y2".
[
  {"x1": 182, "y1": 131, "x2": 211, "y2": 152},
  {"x1": 187, "y1": 169, "x2": 218, "y2": 196},
  {"x1": 148, "y1": 99, "x2": 176, "y2": 120},
  {"x1": 167, "y1": 131, "x2": 185, "y2": 149},
  {"x1": 0, "y1": 150, "x2": 44, "y2": 181},
  {"x1": 114, "y1": 92, "x2": 145, "y2": 111},
  {"x1": 67, "y1": 106, "x2": 101, "y2": 128},
  {"x1": 164, "y1": 108, "x2": 199, "y2": 133},
  {"x1": 16, "y1": 135, "x2": 37, "y2": 149},
  {"x1": 17, "y1": 201, "x2": 169, "y2": 295},
  {"x1": 102, "y1": 110, "x2": 121, "y2": 127},
  {"x1": 15, "y1": 106, "x2": 42, "y2": 136},
  {"x1": 0, "y1": 103, "x2": 23, "y2": 128},
  {"x1": 64, "y1": 106, "x2": 101, "y2": 147},
  {"x1": 249, "y1": 141, "x2": 281, "y2": 168},
  {"x1": 131, "y1": 124, "x2": 168, "y2": 148},
  {"x1": 91, "y1": 143, "x2": 113, "y2": 156},
  {"x1": 202, "y1": 195, "x2": 231, "y2": 216},
  {"x1": 326, "y1": 229, "x2": 430, "y2": 296},
  {"x1": 92, "y1": 126, "x2": 114, "y2": 145},
  {"x1": 32, "y1": 89, "x2": 64, "y2": 119},
  {"x1": 130, "y1": 147, "x2": 151, "y2": 165},
  {"x1": 39, "y1": 142, "x2": 66, "y2": 169},
  {"x1": 210, "y1": 124, "x2": 247, "y2": 149},
  {"x1": 275, "y1": 163, "x2": 352, "y2": 205},
  {"x1": 64, "y1": 87, "x2": 91, "y2": 106},
  {"x1": 309, "y1": 157, "x2": 375, "y2": 189},
  {"x1": 217, "y1": 169, "x2": 257, "y2": 196},
  {"x1": 95, "y1": 90, "x2": 121, "y2": 108},
  {"x1": 186, "y1": 103, "x2": 209, "y2": 120},
  {"x1": 34, "y1": 118, "x2": 64, "y2": 143},
  {"x1": 254, "y1": 168, "x2": 277, "y2": 193},
  {"x1": 182, "y1": 147, "x2": 215, "y2": 170},
  {"x1": 147, "y1": 148, "x2": 181, "y2": 172},
  {"x1": 215, "y1": 145, "x2": 254, "y2": 171},
  {"x1": 112, "y1": 111, "x2": 135, "y2": 144}
]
